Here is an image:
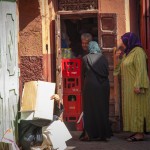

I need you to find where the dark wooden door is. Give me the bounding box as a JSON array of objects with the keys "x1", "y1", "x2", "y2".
[
  {"x1": 98, "y1": 13, "x2": 120, "y2": 130},
  {"x1": 145, "y1": 0, "x2": 150, "y2": 77},
  {"x1": 140, "y1": 0, "x2": 150, "y2": 77}
]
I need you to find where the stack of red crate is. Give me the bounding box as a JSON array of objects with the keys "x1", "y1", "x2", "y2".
[{"x1": 62, "y1": 58, "x2": 83, "y2": 131}]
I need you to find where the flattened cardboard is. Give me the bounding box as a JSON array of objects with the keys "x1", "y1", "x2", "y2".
[{"x1": 21, "y1": 81, "x2": 37, "y2": 111}]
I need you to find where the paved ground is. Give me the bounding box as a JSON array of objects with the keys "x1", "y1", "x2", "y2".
[{"x1": 66, "y1": 131, "x2": 150, "y2": 150}]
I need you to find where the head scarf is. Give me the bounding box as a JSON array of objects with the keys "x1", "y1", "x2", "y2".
[
  {"x1": 121, "y1": 32, "x2": 142, "y2": 55},
  {"x1": 88, "y1": 41, "x2": 101, "y2": 54}
]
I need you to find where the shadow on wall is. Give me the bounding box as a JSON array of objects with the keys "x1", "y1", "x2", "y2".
[{"x1": 19, "y1": 0, "x2": 40, "y2": 31}]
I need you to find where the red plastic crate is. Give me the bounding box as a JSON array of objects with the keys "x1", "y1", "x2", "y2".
[
  {"x1": 63, "y1": 114, "x2": 79, "y2": 122},
  {"x1": 63, "y1": 76, "x2": 82, "y2": 93},
  {"x1": 63, "y1": 94, "x2": 82, "y2": 115},
  {"x1": 62, "y1": 59, "x2": 82, "y2": 76}
]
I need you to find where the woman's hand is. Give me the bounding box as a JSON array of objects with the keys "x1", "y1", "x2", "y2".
[
  {"x1": 134, "y1": 88, "x2": 141, "y2": 94},
  {"x1": 115, "y1": 45, "x2": 125, "y2": 59}
]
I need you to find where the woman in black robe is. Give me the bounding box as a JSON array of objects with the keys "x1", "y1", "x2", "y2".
[{"x1": 81, "y1": 41, "x2": 112, "y2": 141}]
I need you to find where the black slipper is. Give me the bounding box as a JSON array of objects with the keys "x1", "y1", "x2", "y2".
[
  {"x1": 127, "y1": 136, "x2": 144, "y2": 142},
  {"x1": 79, "y1": 132, "x2": 85, "y2": 140},
  {"x1": 80, "y1": 136, "x2": 91, "y2": 142}
]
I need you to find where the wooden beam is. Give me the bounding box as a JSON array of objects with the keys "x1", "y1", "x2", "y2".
[{"x1": 58, "y1": 10, "x2": 98, "y2": 15}]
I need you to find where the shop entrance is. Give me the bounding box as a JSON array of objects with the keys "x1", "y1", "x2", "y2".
[
  {"x1": 55, "y1": 11, "x2": 119, "y2": 131},
  {"x1": 56, "y1": 13, "x2": 98, "y2": 130}
]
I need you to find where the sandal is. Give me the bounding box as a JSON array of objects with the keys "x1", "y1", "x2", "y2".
[
  {"x1": 127, "y1": 136, "x2": 144, "y2": 142},
  {"x1": 125, "y1": 133, "x2": 137, "y2": 139}
]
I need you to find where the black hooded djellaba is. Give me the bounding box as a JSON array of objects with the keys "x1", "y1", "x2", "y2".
[{"x1": 82, "y1": 53, "x2": 112, "y2": 140}]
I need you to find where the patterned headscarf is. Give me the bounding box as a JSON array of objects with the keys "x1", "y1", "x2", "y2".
[
  {"x1": 121, "y1": 32, "x2": 142, "y2": 55},
  {"x1": 88, "y1": 41, "x2": 101, "y2": 54}
]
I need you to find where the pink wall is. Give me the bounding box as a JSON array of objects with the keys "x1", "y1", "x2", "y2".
[
  {"x1": 19, "y1": 0, "x2": 43, "y2": 90},
  {"x1": 99, "y1": 0, "x2": 126, "y2": 42},
  {"x1": 19, "y1": 0, "x2": 42, "y2": 56}
]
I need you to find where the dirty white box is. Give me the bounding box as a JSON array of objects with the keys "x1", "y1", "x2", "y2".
[{"x1": 20, "y1": 81, "x2": 55, "y2": 120}]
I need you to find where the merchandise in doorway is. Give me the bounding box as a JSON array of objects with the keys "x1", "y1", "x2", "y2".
[{"x1": 61, "y1": 16, "x2": 98, "y2": 58}]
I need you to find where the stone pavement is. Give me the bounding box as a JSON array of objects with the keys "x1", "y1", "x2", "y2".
[{"x1": 66, "y1": 131, "x2": 150, "y2": 150}]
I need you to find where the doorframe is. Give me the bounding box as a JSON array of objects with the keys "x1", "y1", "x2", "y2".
[{"x1": 54, "y1": 1, "x2": 120, "y2": 131}]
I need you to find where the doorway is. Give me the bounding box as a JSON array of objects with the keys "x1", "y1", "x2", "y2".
[
  {"x1": 55, "y1": 11, "x2": 119, "y2": 131},
  {"x1": 60, "y1": 14, "x2": 98, "y2": 130}
]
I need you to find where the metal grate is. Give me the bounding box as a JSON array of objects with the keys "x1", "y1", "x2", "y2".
[{"x1": 58, "y1": 0, "x2": 98, "y2": 11}]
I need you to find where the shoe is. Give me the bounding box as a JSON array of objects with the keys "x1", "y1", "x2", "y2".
[
  {"x1": 80, "y1": 136, "x2": 91, "y2": 142},
  {"x1": 125, "y1": 133, "x2": 137, "y2": 140},
  {"x1": 79, "y1": 131, "x2": 85, "y2": 140},
  {"x1": 126, "y1": 136, "x2": 144, "y2": 142}
]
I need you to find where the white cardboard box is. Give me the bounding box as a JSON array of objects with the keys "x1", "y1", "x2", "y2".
[{"x1": 20, "y1": 81, "x2": 55, "y2": 120}]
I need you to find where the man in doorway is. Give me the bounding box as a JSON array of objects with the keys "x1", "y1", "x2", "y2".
[
  {"x1": 80, "y1": 33, "x2": 93, "y2": 57},
  {"x1": 73, "y1": 33, "x2": 93, "y2": 57}
]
